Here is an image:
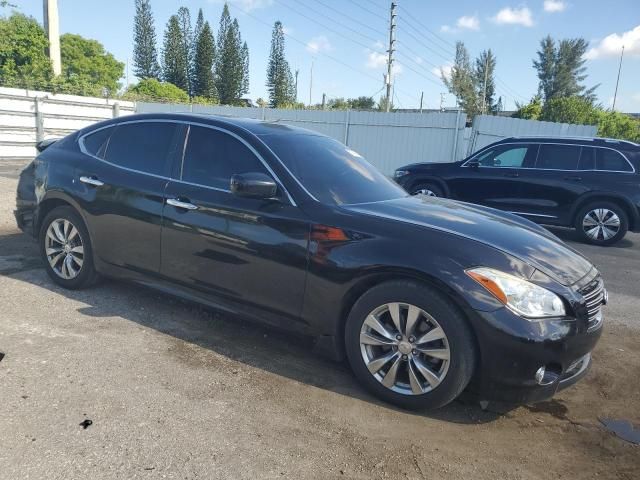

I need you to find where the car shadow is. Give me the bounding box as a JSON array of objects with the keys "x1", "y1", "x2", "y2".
[
  {"x1": 545, "y1": 226, "x2": 636, "y2": 249},
  {"x1": 0, "y1": 230, "x2": 508, "y2": 425}
]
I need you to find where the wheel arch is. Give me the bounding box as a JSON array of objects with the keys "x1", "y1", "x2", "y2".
[
  {"x1": 35, "y1": 191, "x2": 90, "y2": 238},
  {"x1": 570, "y1": 193, "x2": 637, "y2": 230},
  {"x1": 407, "y1": 176, "x2": 450, "y2": 197}
]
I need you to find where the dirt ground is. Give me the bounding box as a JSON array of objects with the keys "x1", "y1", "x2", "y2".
[{"x1": 0, "y1": 159, "x2": 638, "y2": 479}]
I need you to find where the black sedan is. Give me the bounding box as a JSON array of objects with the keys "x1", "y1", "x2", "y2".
[{"x1": 15, "y1": 114, "x2": 605, "y2": 409}]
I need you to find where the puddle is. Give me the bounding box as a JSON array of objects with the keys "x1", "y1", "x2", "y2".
[{"x1": 599, "y1": 418, "x2": 640, "y2": 445}]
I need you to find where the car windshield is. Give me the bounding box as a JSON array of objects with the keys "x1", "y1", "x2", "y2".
[{"x1": 260, "y1": 133, "x2": 407, "y2": 205}]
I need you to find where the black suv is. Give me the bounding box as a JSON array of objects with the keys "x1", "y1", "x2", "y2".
[{"x1": 394, "y1": 137, "x2": 640, "y2": 245}]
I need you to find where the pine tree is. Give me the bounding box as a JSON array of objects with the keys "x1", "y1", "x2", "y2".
[
  {"x1": 133, "y1": 0, "x2": 160, "y2": 80},
  {"x1": 533, "y1": 36, "x2": 557, "y2": 101},
  {"x1": 215, "y1": 6, "x2": 249, "y2": 105},
  {"x1": 475, "y1": 49, "x2": 497, "y2": 114},
  {"x1": 443, "y1": 41, "x2": 479, "y2": 117},
  {"x1": 192, "y1": 8, "x2": 205, "y2": 92},
  {"x1": 176, "y1": 6, "x2": 193, "y2": 97},
  {"x1": 162, "y1": 15, "x2": 188, "y2": 92},
  {"x1": 266, "y1": 21, "x2": 295, "y2": 107},
  {"x1": 193, "y1": 20, "x2": 217, "y2": 100}
]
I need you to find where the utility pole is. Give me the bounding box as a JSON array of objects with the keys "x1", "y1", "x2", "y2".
[
  {"x1": 321, "y1": 93, "x2": 326, "y2": 110},
  {"x1": 385, "y1": 2, "x2": 397, "y2": 112},
  {"x1": 309, "y1": 60, "x2": 314, "y2": 107},
  {"x1": 43, "y1": 0, "x2": 62, "y2": 76},
  {"x1": 612, "y1": 45, "x2": 625, "y2": 111},
  {"x1": 440, "y1": 92, "x2": 446, "y2": 111},
  {"x1": 294, "y1": 69, "x2": 299, "y2": 102},
  {"x1": 481, "y1": 55, "x2": 489, "y2": 115},
  {"x1": 419, "y1": 91, "x2": 424, "y2": 113}
]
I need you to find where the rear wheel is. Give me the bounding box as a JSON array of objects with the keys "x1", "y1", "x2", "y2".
[
  {"x1": 39, "y1": 206, "x2": 99, "y2": 289},
  {"x1": 575, "y1": 201, "x2": 628, "y2": 246},
  {"x1": 410, "y1": 183, "x2": 444, "y2": 198},
  {"x1": 345, "y1": 280, "x2": 476, "y2": 410}
]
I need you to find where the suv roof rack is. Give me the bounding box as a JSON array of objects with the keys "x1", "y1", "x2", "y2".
[{"x1": 504, "y1": 136, "x2": 639, "y2": 147}]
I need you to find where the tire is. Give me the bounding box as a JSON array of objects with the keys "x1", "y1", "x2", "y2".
[
  {"x1": 410, "y1": 182, "x2": 445, "y2": 198},
  {"x1": 345, "y1": 280, "x2": 476, "y2": 410},
  {"x1": 39, "y1": 206, "x2": 99, "y2": 289},
  {"x1": 574, "y1": 201, "x2": 628, "y2": 246}
]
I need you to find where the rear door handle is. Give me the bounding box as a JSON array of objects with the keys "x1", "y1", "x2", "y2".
[
  {"x1": 503, "y1": 172, "x2": 519, "y2": 178},
  {"x1": 79, "y1": 175, "x2": 104, "y2": 187},
  {"x1": 167, "y1": 198, "x2": 198, "y2": 210},
  {"x1": 564, "y1": 176, "x2": 582, "y2": 181}
]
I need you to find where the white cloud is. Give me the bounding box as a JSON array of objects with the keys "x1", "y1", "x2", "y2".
[
  {"x1": 306, "y1": 36, "x2": 332, "y2": 54},
  {"x1": 415, "y1": 56, "x2": 424, "y2": 65},
  {"x1": 440, "y1": 25, "x2": 453, "y2": 33},
  {"x1": 282, "y1": 25, "x2": 293, "y2": 35},
  {"x1": 432, "y1": 63, "x2": 453, "y2": 82},
  {"x1": 585, "y1": 25, "x2": 640, "y2": 59},
  {"x1": 365, "y1": 51, "x2": 402, "y2": 75},
  {"x1": 457, "y1": 15, "x2": 480, "y2": 31},
  {"x1": 209, "y1": 0, "x2": 273, "y2": 12},
  {"x1": 491, "y1": 7, "x2": 534, "y2": 27},
  {"x1": 543, "y1": 0, "x2": 566, "y2": 13}
]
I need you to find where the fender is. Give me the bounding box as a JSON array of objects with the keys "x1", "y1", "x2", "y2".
[
  {"x1": 36, "y1": 189, "x2": 93, "y2": 241},
  {"x1": 569, "y1": 191, "x2": 639, "y2": 230}
]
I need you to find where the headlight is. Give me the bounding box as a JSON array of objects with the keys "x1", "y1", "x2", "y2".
[
  {"x1": 466, "y1": 267, "x2": 566, "y2": 319},
  {"x1": 394, "y1": 170, "x2": 410, "y2": 178}
]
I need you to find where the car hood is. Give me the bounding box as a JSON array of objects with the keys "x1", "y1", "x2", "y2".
[{"x1": 345, "y1": 196, "x2": 593, "y2": 286}]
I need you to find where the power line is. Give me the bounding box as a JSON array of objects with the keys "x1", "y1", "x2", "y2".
[
  {"x1": 396, "y1": 4, "x2": 456, "y2": 51},
  {"x1": 345, "y1": 0, "x2": 387, "y2": 19},
  {"x1": 315, "y1": 0, "x2": 387, "y2": 37}
]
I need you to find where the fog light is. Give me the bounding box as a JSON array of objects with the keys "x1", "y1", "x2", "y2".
[{"x1": 535, "y1": 366, "x2": 546, "y2": 385}]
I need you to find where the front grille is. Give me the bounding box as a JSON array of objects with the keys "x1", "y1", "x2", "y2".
[{"x1": 579, "y1": 277, "x2": 605, "y2": 332}]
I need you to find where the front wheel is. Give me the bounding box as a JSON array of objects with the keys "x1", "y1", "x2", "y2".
[
  {"x1": 345, "y1": 281, "x2": 476, "y2": 410},
  {"x1": 574, "y1": 201, "x2": 628, "y2": 246},
  {"x1": 410, "y1": 183, "x2": 444, "y2": 198}
]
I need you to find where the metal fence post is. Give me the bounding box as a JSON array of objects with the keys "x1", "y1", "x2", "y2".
[
  {"x1": 344, "y1": 110, "x2": 351, "y2": 146},
  {"x1": 34, "y1": 97, "x2": 44, "y2": 143},
  {"x1": 112, "y1": 102, "x2": 120, "y2": 118},
  {"x1": 451, "y1": 109, "x2": 461, "y2": 161}
]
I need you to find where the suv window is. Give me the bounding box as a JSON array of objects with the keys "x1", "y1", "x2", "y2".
[
  {"x1": 596, "y1": 148, "x2": 633, "y2": 172},
  {"x1": 536, "y1": 144, "x2": 581, "y2": 170},
  {"x1": 83, "y1": 126, "x2": 114, "y2": 159},
  {"x1": 103, "y1": 122, "x2": 181, "y2": 176},
  {"x1": 474, "y1": 144, "x2": 534, "y2": 168},
  {"x1": 578, "y1": 147, "x2": 595, "y2": 170},
  {"x1": 182, "y1": 126, "x2": 268, "y2": 190}
]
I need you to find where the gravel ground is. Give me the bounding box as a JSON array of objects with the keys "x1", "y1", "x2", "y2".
[{"x1": 0, "y1": 160, "x2": 638, "y2": 480}]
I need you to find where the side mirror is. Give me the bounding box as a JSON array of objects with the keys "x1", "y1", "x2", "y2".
[
  {"x1": 467, "y1": 160, "x2": 480, "y2": 169},
  {"x1": 230, "y1": 172, "x2": 278, "y2": 199}
]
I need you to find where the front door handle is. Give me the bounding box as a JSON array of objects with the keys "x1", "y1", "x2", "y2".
[
  {"x1": 503, "y1": 172, "x2": 519, "y2": 178},
  {"x1": 564, "y1": 176, "x2": 582, "y2": 182},
  {"x1": 79, "y1": 175, "x2": 104, "y2": 187},
  {"x1": 167, "y1": 198, "x2": 198, "y2": 210}
]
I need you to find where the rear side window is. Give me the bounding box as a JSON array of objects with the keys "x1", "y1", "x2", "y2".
[
  {"x1": 103, "y1": 122, "x2": 181, "y2": 176},
  {"x1": 181, "y1": 126, "x2": 268, "y2": 190},
  {"x1": 82, "y1": 126, "x2": 114, "y2": 159},
  {"x1": 578, "y1": 147, "x2": 595, "y2": 170},
  {"x1": 537, "y1": 144, "x2": 581, "y2": 170},
  {"x1": 596, "y1": 149, "x2": 633, "y2": 172}
]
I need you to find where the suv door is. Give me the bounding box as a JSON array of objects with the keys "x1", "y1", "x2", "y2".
[
  {"x1": 448, "y1": 143, "x2": 538, "y2": 211},
  {"x1": 77, "y1": 121, "x2": 184, "y2": 274},
  {"x1": 160, "y1": 124, "x2": 310, "y2": 329},
  {"x1": 514, "y1": 143, "x2": 586, "y2": 224}
]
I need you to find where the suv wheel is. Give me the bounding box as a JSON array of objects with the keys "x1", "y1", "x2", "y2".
[
  {"x1": 410, "y1": 183, "x2": 444, "y2": 198},
  {"x1": 575, "y1": 201, "x2": 628, "y2": 246},
  {"x1": 39, "y1": 206, "x2": 99, "y2": 289},
  {"x1": 345, "y1": 280, "x2": 476, "y2": 410}
]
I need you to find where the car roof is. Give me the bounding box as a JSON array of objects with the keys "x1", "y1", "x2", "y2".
[{"x1": 107, "y1": 112, "x2": 324, "y2": 138}]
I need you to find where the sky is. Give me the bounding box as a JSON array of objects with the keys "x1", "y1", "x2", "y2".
[{"x1": 11, "y1": 0, "x2": 640, "y2": 112}]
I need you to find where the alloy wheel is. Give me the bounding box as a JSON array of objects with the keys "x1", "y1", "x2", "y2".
[
  {"x1": 45, "y1": 218, "x2": 85, "y2": 280},
  {"x1": 412, "y1": 188, "x2": 437, "y2": 197},
  {"x1": 359, "y1": 302, "x2": 450, "y2": 396},
  {"x1": 582, "y1": 208, "x2": 621, "y2": 242}
]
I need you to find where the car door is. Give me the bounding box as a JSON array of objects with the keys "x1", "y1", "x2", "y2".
[
  {"x1": 447, "y1": 143, "x2": 538, "y2": 211},
  {"x1": 514, "y1": 143, "x2": 586, "y2": 224},
  {"x1": 77, "y1": 121, "x2": 184, "y2": 274},
  {"x1": 160, "y1": 124, "x2": 310, "y2": 329}
]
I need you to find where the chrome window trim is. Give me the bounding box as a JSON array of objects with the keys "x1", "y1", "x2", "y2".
[
  {"x1": 78, "y1": 118, "x2": 297, "y2": 206},
  {"x1": 508, "y1": 211, "x2": 558, "y2": 219},
  {"x1": 461, "y1": 142, "x2": 636, "y2": 173}
]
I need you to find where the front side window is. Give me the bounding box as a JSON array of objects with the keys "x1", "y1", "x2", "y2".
[
  {"x1": 103, "y1": 122, "x2": 181, "y2": 176},
  {"x1": 536, "y1": 144, "x2": 581, "y2": 170},
  {"x1": 474, "y1": 144, "x2": 533, "y2": 168},
  {"x1": 596, "y1": 149, "x2": 633, "y2": 172},
  {"x1": 261, "y1": 133, "x2": 406, "y2": 205},
  {"x1": 578, "y1": 147, "x2": 596, "y2": 170},
  {"x1": 181, "y1": 126, "x2": 269, "y2": 190}
]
